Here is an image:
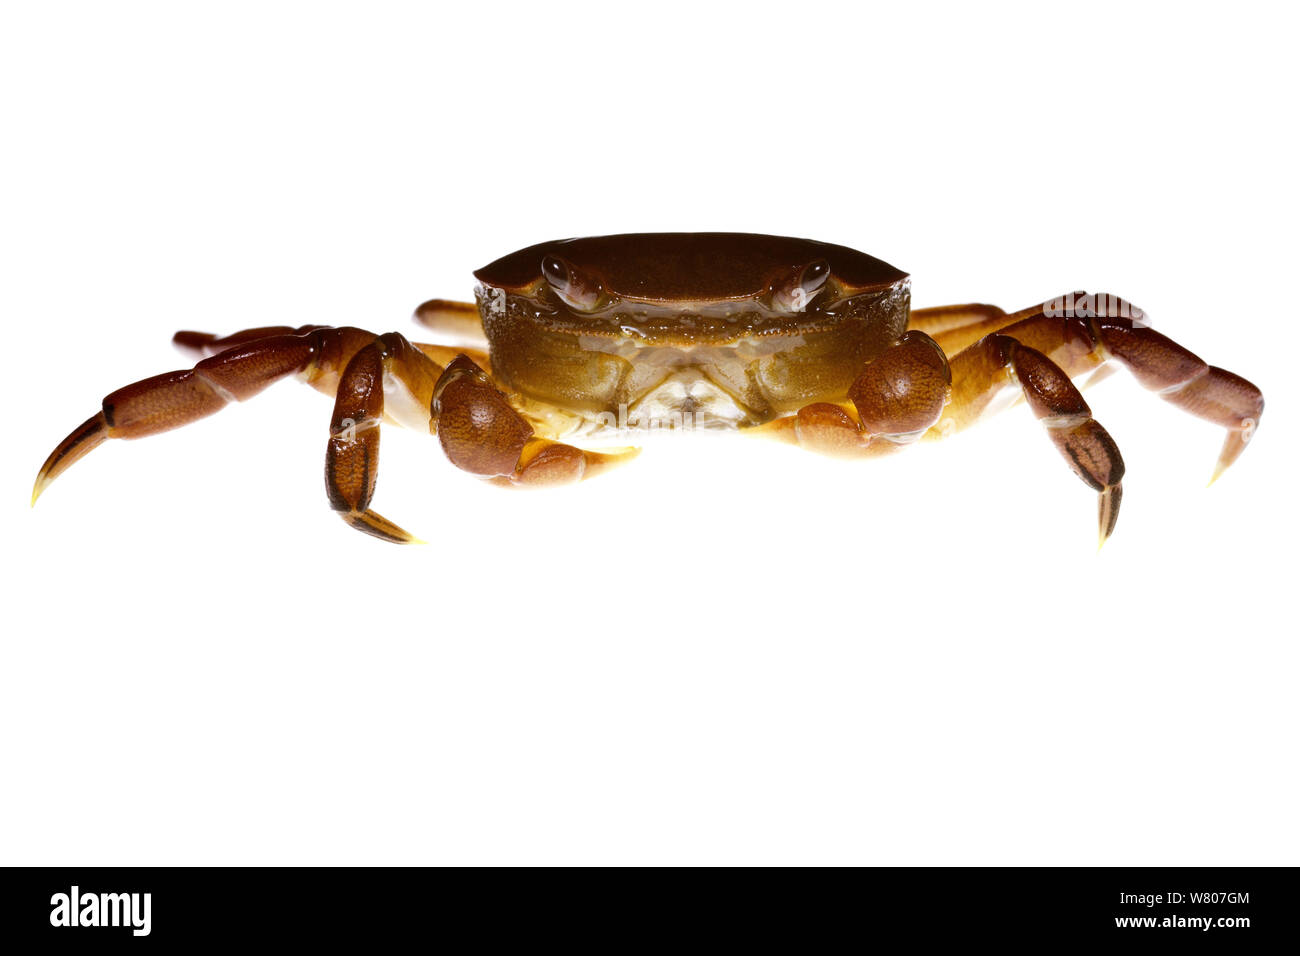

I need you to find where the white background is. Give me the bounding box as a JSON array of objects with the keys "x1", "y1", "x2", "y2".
[{"x1": 2, "y1": 1, "x2": 1296, "y2": 865}]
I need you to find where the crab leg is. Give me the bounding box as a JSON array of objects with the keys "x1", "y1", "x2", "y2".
[
  {"x1": 410, "y1": 342, "x2": 492, "y2": 372},
  {"x1": 1089, "y1": 316, "x2": 1263, "y2": 483},
  {"x1": 34, "y1": 323, "x2": 637, "y2": 543},
  {"x1": 909, "y1": 294, "x2": 1137, "y2": 358},
  {"x1": 172, "y1": 325, "x2": 328, "y2": 357},
  {"x1": 908, "y1": 302, "x2": 1012, "y2": 355},
  {"x1": 938, "y1": 333, "x2": 1126, "y2": 544},
  {"x1": 914, "y1": 295, "x2": 1264, "y2": 483},
  {"x1": 325, "y1": 333, "x2": 446, "y2": 543},
  {"x1": 413, "y1": 298, "x2": 488, "y2": 347},
  {"x1": 32, "y1": 325, "x2": 380, "y2": 506}
]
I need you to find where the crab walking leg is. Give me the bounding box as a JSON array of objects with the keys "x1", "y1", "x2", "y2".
[
  {"x1": 757, "y1": 331, "x2": 951, "y2": 457},
  {"x1": 411, "y1": 342, "x2": 492, "y2": 373},
  {"x1": 431, "y1": 354, "x2": 637, "y2": 487},
  {"x1": 325, "y1": 333, "x2": 446, "y2": 543},
  {"x1": 172, "y1": 324, "x2": 331, "y2": 357},
  {"x1": 33, "y1": 325, "x2": 380, "y2": 505},
  {"x1": 412, "y1": 298, "x2": 488, "y2": 348},
  {"x1": 908, "y1": 302, "x2": 1011, "y2": 355},
  {"x1": 926, "y1": 296, "x2": 1264, "y2": 482},
  {"x1": 937, "y1": 333, "x2": 1126, "y2": 544},
  {"x1": 908, "y1": 293, "x2": 1142, "y2": 358},
  {"x1": 1089, "y1": 316, "x2": 1264, "y2": 484}
]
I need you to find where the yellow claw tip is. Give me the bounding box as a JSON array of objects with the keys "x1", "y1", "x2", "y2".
[
  {"x1": 32, "y1": 413, "x2": 109, "y2": 509},
  {"x1": 1097, "y1": 519, "x2": 1113, "y2": 552},
  {"x1": 30, "y1": 475, "x2": 50, "y2": 507}
]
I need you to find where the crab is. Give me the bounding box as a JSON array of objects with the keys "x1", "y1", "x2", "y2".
[{"x1": 33, "y1": 233, "x2": 1264, "y2": 544}]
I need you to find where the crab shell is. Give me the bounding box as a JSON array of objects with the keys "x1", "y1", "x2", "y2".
[{"x1": 473, "y1": 233, "x2": 911, "y2": 424}]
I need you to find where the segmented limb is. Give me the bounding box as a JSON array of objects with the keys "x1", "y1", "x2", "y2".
[
  {"x1": 1090, "y1": 315, "x2": 1263, "y2": 483},
  {"x1": 908, "y1": 302, "x2": 1011, "y2": 355},
  {"x1": 173, "y1": 325, "x2": 329, "y2": 357},
  {"x1": 914, "y1": 293, "x2": 1264, "y2": 483},
  {"x1": 35, "y1": 325, "x2": 636, "y2": 544},
  {"x1": 412, "y1": 342, "x2": 492, "y2": 372},
  {"x1": 753, "y1": 331, "x2": 951, "y2": 458},
  {"x1": 909, "y1": 293, "x2": 1139, "y2": 358},
  {"x1": 939, "y1": 333, "x2": 1126, "y2": 545},
  {"x1": 325, "y1": 333, "x2": 446, "y2": 543},
  {"x1": 413, "y1": 298, "x2": 488, "y2": 347},
  {"x1": 32, "y1": 326, "x2": 373, "y2": 505}
]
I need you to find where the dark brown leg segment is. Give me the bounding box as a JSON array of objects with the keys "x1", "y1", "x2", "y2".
[
  {"x1": 940, "y1": 333, "x2": 1125, "y2": 544},
  {"x1": 173, "y1": 325, "x2": 323, "y2": 357},
  {"x1": 324, "y1": 332, "x2": 446, "y2": 543},
  {"x1": 1090, "y1": 315, "x2": 1264, "y2": 483}
]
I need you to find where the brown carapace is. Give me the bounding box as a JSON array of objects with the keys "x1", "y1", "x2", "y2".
[{"x1": 33, "y1": 233, "x2": 1264, "y2": 545}]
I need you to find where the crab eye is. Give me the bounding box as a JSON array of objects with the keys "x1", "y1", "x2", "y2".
[
  {"x1": 800, "y1": 259, "x2": 831, "y2": 297},
  {"x1": 542, "y1": 254, "x2": 569, "y2": 288},
  {"x1": 541, "y1": 254, "x2": 605, "y2": 313},
  {"x1": 773, "y1": 258, "x2": 832, "y2": 312}
]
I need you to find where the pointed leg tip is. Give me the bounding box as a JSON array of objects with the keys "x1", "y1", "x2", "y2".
[
  {"x1": 30, "y1": 469, "x2": 50, "y2": 506},
  {"x1": 1209, "y1": 422, "x2": 1258, "y2": 487},
  {"x1": 32, "y1": 413, "x2": 109, "y2": 510},
  {"x1": 1208, "y1": 445, "x2": 1236, "y2": 487},
  {"x1": 340, "y1": 509, "x2": 423, "y2": 545},
  {"x1": 1097, "y1": 483, "x2": 1122, "y2": 551},
  {"x1": 598, "y1": 445, "x2": 641, "y2": 460},
  {"x1": 580, "y1": 445, "x2": 642, "y2": 480}
]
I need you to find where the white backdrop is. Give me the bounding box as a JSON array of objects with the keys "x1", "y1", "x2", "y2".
[{"x1": 2, "y1": 1, "x2": 1295, "y2": 865}]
